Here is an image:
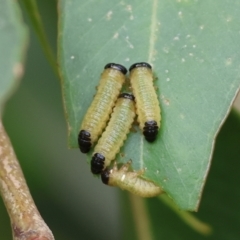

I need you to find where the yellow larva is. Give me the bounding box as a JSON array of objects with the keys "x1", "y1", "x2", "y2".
[
  {"x1": 129, "y1": 62, "x2": 161, "y2": 142},
  {"x1": 101, "y1": 161, "x2": 163, "y2": 197},
  {"x1": 78, "y1": 63, "x2": 127, "y2": 153},
  {"x1": 91, "y1": 93, "x2": 135, "y2": 174}
]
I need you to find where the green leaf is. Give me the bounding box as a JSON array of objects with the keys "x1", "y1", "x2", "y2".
[
  {"x1": 0, "y1": 0, "x2": 28, "y2": 113},
  {"x1": 122, "y1": 111, "x2": 240, "y2": 239},
  {"x1": 58, "y1": 0, "x2": 240, "y2": 210},
  {"x1": 145, "y1": 111, "x2": 240, "y2": 239}
]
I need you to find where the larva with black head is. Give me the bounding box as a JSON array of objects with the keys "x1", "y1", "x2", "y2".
[
  {"x1": 91, "y1": 93, "x2": 135, "y2": 174},
  {"x1": 129, "y1": 62, "x2": 161, "y2": 142},
  {"x1": 101, "y1": 161, "x2": 163, "y2": 197},
  {"x1": 78, "y1": 63, "x2": 127, "y2": 153}
]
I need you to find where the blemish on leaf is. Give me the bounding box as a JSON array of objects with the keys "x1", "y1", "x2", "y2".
[
  {"x1": 125, "y1": 5, "x2": 134, "y2": 20},
  {"x1": 161, "y1": 95, "x2": 170, "y2": 106},
  {"x1": 163, "y1": 47, "x2": 169, "y2": 53},
  {"x1": 226, "y1": 16, "x2": 232, "y2": 22},
  {"x1": 164, "y1": 99, "x2": 170, "y2": 106},
  {"x1": 70, "y1": 56, "x2": 75, "y2": 59},
  {"x1": 189, "y1": 53, "x2": 194, "y2": 57},
  {"x1": 166, "y1": 78, "x2": 170, "y2": 82},
  {"x1": 181, "y1": 58, "x2": 186, "y2": 62},
  {"x1": 125, "y1": 36, "x2": 134, "y2": 49},
  {"x1": 120, "y1": 152, "x2": 125, "y2": 158},
  {"x1": 200, "y1": 25, "x2": 204, "y2": 30},
  {"x1": 225, "y1": 58, "x2": 232, "y2": 66},
  {"x1": 106, "y1": 11, "x2": 113, "y2": 20},
  {"x1": 180, "y1": 114, "x2": 185, "y2": 119},
  {"x1": 113, "y1": 32, "x2": 119, "y2": 39},
  {"x1": 126, "y1": 5, "x2": 132, "y2": 12},
  {"x1": 174, "y1": 36, "x2": 180, "y2": 41},
  {"x1": 87, "y1": 18, "x2": 92, "y2": 22}
]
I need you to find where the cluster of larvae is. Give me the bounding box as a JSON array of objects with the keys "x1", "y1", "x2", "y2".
[{"x1": 78, "y1": 62, "x2": 162, "y2": 197}]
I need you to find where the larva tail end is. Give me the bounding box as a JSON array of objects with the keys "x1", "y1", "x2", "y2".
[
  {"x1": 101, "y1": 168, "x2": 110, "y2": 185},
  {"x1": 143, "y1": 121, "x2": 159, "y2": 142},
  {"x1": 91, "y1": 153, "x2": 105, "y2": 174},
  {"x1": 104, "y1": 63, "x2": 127, "y2": 75},
  {"x1": 129, "y1": 62, "x2": 152, "y2": 72},
  {"x1": 119, "y1": 92, "x2": 135, "y2": 101},
  {"x1": 78, "y1": 130, "x2": 92, "y2": 153}
]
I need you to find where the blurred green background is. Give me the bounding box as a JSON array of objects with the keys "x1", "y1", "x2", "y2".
[{"x1": 1, "y1": 0, "x2": 240, "y2": 239}]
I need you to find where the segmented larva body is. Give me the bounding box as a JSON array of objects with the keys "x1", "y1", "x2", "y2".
[
  {"x1": 91, "y1": 93, "x2": 135, "y2": 174},
  {"x1": 101, "y1": 161, "x2": 162, "y2": 197},
  {"x1": 129, "y1": 62, "x2": 161, "y2": 142},
  {"x1": 78, "y1": 63, "x2": 127, "y2": 153}
]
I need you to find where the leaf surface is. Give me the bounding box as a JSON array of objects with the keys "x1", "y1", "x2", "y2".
[
  {"x1": 58, "y1": 0, "x2": 240, "y2": 210},
  {"x1": 144, "y1": 111, "x2": 240, "y2": 239}
]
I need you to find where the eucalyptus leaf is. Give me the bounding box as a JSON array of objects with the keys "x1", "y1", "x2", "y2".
[
  {"x1": 0, "y1": 0, "x2": 28, "y2": 112},
  {"x1": 58, "y1": 0, "x2": 240, "y2": 210},
  {"x1": 144, "y1": 111, "x2": 240, "y2": 239}
]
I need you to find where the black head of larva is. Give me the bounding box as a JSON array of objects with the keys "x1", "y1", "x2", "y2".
[
  {"x1": 91, "y1": 153, "x2": 105, "y2": 174},
  {"x1": 104, "y1": 63, "x2": 127, "y2": 75},
  {"x1": 119, "y1": 92, "x2": 135, "y2": 101},
  {"x1": 78, "y1": 130, "x2": 92, "y2": 153},
  {"x1": 101, "y1": 168, "x2": 110, "y2": 185},
  {"x1": 143, "y1": 120, "x2": 159, "y2": 142},
  {"x1": 129, "y1": 62, "x2": 152, "y2": 72}
]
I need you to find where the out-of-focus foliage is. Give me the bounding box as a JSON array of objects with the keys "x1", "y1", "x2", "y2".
[{"x1": 0, "y1": 0, "x2": 28, "y2": 113}]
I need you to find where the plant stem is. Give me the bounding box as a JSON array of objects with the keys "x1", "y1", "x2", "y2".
[
  {"x1": 0, "y1": 120, "x2": 54, "y2": 240},
  {"x1": 129, "y1": 194, "x2": 153, "y2": 240}
]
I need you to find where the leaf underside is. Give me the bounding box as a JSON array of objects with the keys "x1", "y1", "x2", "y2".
[{"x1": 58, "y1": 0, "x2": 240, "y2": 210}]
